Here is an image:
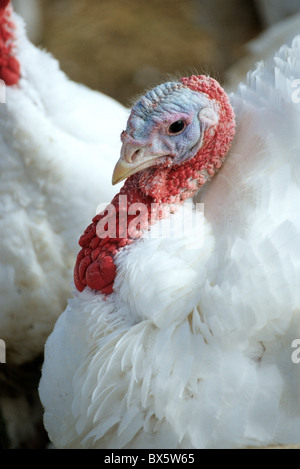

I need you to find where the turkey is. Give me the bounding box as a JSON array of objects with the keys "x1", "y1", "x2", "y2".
[
  {"x1": 39, "y1": 38, "x2": 300, "y2": 448},
  {"x1": 226, "y1": 10, "x2": 300, "y2": 91},
  {"x1": 12, "y1": 0, "x2": 41, "y2": 42},
  {"x1": 0, "y1": 0, "x2": 127, "y2": 448}
]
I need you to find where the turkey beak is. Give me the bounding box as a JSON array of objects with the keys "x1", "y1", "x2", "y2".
[{"x1": 112, "y1": 143, "x2": 160, "y2": 185}]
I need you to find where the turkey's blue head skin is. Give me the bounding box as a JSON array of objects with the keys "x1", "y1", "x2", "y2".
[
  {"x1": 75, "y1": 75, "x2": 236, "y2": 294},
  {"x1": 113, "y1": 81, "x2": 219, "y2": 184}
]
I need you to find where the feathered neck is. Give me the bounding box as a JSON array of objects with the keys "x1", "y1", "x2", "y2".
[
  {"x1": 74, "y1": 75, "x2": 235, "y2": 294},
  {"x1": 0, "y1": 0, "x2": 20, "y2": 85}
]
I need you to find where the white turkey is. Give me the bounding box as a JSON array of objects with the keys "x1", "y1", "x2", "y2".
[
  {"x1": 226, "y1": 11, "x2": 300, "y2": 90},
  {"x1": 39, "y1": 36, "x2": 300, "y2": 448},
  {"x1": 0, "y1": 0, "x2": 128, "y2": 448},
  {"x1": 12, "y1": 0, "x2": 41, "y2": 42}
]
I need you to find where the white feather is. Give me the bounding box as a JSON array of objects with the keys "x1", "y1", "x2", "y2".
[
  {"x1": 0, "y1": 12, "x2": 128, "y2": 365},
  {"x1": 40, "y1": 36, "x2": 300, "y2": 448}
]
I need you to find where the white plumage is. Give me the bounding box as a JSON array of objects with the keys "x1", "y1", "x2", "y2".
[
  {"x1": 0, "y1": 11, "x2": 128, "y2": 366},
  {"x1": 0, "y1": 6, "x2": 128, "y2": 448},
  {"x1": 12, "y1": 0, "x2": 41, "y2": 42},
  {"x1": 39, "y1": 37, "x2": 300, "y2": 448},
  {"x1": 226, "y1": 11, "x2": 300, "y2": 91}
]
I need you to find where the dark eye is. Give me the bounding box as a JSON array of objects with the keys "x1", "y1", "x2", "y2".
[{"x1": 168, "y1": 120, "x2": 186, "y2": 135}]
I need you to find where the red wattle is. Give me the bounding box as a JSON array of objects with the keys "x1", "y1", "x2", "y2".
[
  {"x1": 1, "y1": 55, "x2": 20, "y2": 85},
  {"x1": 0, "y1": 1, "x2": 21, "y2": 85},
  {"x1": 0, "y1": 0, "x2": 10, "y2": 17},
  {"x1": 74, "y1": 182, "x2": 151, "y2": 294},
  {"x1": 86, "y1": 257, "x2": 116, "y2": 292}
]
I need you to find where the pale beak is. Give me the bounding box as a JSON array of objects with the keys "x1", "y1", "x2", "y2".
[{"x1": 112, "y1": 143, "x2": 162, "y2": 185}]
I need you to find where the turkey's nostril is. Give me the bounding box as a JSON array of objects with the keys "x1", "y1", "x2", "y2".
[
  {"x1": 131, "y1": 149, "x2": 141, "y2": 163},
  {"x1": 121, "y1": 144, "x2": 143, "y2": 164}
]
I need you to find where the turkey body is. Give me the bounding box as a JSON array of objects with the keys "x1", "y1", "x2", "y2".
[
  {"x1": 0, "y1": 12, "x2": 128, "y2": 365},
  {"x1": 0, "y1": 6, "x2": 128, "y2": 449},
  {"x1": 227, "y1": 11, "x2": 300, "y2": 90},
  {"x1": 39, "y1": 38, "x2": 300, "y2": 448}
]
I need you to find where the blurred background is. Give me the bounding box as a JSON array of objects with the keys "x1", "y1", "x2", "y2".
[{"x1": 11, "y1": 0, "x2": 300, "y2": 106}]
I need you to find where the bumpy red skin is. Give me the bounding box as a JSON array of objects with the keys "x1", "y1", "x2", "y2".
[
  {"x1": 0, "y1": 0, "x2": 20, "y2": 85},
  {"x1": 74, "y1": 179, "x2": 153, "y2": 294},
  {"x1": 74, "y1": 75, "x2": 236, "y2": 294}
]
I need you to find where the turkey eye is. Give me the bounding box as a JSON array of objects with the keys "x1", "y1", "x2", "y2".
[{"x1": 168, "y1": 120, "x2": 185, "y2": 135}]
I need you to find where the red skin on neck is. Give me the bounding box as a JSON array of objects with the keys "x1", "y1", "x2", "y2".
[
  {"x1": 74, "y1": 179, "x2": 153, "y2": 294},
  {"x1": 74, "y1": 76, "x2": 236, "y2": 294},
  {"x1": 0, "y1": 0, "x2": 20, "y2": 85},
  {"x1": 0, "y1": 0, "x2": 10, "y2": 17}
]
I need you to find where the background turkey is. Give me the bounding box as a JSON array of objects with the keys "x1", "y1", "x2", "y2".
[{"x1": 0, "y1": 0, "x2": 127, "y2": 448}]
